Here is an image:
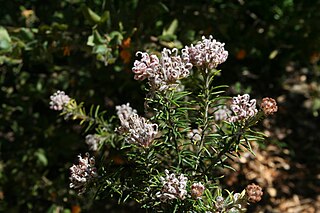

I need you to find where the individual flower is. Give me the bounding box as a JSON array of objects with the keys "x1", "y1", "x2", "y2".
[
  {"x1": 116, "y1": 103, "x2": 158, "y2": 147},
  {"x1": 187, "y1": 128, "x2": 202, "y2": 142},
  {"x1": 182, "y1": 35, "x2": 228, "y2": 70},
  {"x1": 260, "y1": 97, "x2": 278, "y2": 115},
  {"x1": 85, "y1": 134, "x2": 101, "y2": 151},
  {"x1": 156, "y1": 170, "x2": 188, "y2": 202},
  {"x1": 132, "y1": 48, "x2": 192, "y2": 91},
  {"x1": 245, "y1": 183, "x2": 263, "y2": 203},
  {"x1": 49, "y1": 90, "x2": 71, "y2": 111},
  {"x1": 228, "y1": 94, "x2": 258, "y2": 122},
  {"x1": 69, "y1": 153, "x2": 98, "y2": 195},
  {"x1": 191, "y1": 182, "x2": 205, "y2": 199}
]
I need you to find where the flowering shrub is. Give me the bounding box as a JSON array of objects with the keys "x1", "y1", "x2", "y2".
[{"x1": 51, "y1": 35, "x2": 277, "y2": 212}]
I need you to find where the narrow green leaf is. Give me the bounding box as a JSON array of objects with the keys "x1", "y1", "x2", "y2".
[{"x1": 95, "y1": 105, "x2": 100, "y2": 118}]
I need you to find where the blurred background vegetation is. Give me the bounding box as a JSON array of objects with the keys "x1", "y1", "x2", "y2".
[{"x1": 0, "y1": 0, "x2": 319, "y2": 212}]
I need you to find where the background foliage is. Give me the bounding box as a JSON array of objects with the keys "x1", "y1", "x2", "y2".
[{"x1": 1, "y1": 0, "x2": 319, "y2": 212}]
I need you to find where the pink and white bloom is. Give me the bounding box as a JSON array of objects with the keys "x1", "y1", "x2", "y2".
[
  {"x1": 182, "y1": 35, "x2": 228, "y2": 70},
  {"x1": 49, "y1": 90, "x2": 70, "y2": 111},
  {"x1": 156, "y1": 170, "x2": 188, "y2": 202},
  {"x1": 132, "y1": 48, "x2": 192, "y2": 91},
  {"x1": 228, "y1": 94, "x2": 258, "y2": 122},
  {"x1": 116, "y1": 103, "x2": 158, "y2": 147},
  {"x1": 69, "y1": 153, "x2": 98, "y2": 194}
]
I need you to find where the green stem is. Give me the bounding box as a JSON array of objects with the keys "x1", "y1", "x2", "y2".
[
  {"x1": 164, "y1": 91, "x2": 181, "y2": 168},
  {"x1": 195, "y1": 68, "x2": 212, "y2": 172}
]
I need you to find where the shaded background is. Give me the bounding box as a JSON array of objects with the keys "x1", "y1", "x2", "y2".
[{"x1": 0, "y1": 0, "x2": 319, "y2": 212}]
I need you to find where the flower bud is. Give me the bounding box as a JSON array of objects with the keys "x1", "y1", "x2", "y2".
[
  {"x1": 191, "y1": 182, "x2": 205, "y2": 199},
  {"x1": 260, "y1": 97, "x2": 278, "y2": 115},
  {"x1": 246, "y1": 183, "x2": 263, "y2": 203}
]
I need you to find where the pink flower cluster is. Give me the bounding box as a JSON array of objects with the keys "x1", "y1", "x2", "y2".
[
  {"x1": 116, "y1": 103, "x2": 158, "y2": 147},
  {"x1": 132, "y1": 48, "x2": 192, "y2": 91},
  {"x1": 156, "y1": 170, "x2": 188, "y2": 202},
  {"x1": 49, "y1": 90, "x2": 70, "y2": 111},
  {"x1": 182, "y1": 35, "x2": 228, "y2": 70},
  {"x1": 132, "y1": 35, "x2": 228, "y2": 89},
  {"x1": 132, "y1": 52, "x2": 160, "y2": 81},
  {"x1": 228, "y1": 94, "x2": 258, "y2": 122},
  {"x1": 69, "y1": 153, "x2": 98, "y2": 194}
]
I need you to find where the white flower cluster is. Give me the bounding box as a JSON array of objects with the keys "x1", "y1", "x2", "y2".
[
  {"x1": 191, "y1": 182, "x2": 205, "y2": 199},
  {"x1": 182, "y1": 35, "x2": 228, "y2": 70},
  {"x1": 85, "y1": 134, "x2": 101, "y2": 151},
  {"x1": 116, "y1": 103, "x2": 158, "y2": 147},
  {"x1": 49, "y1": 90, "x2": 71, "y2": 111},
  {"x1": 156, "y1": 170, "x2": 188, "y2": 202},
  {"x1": 69, "y1": 153, "x2": 98, "y2": 194},
  {"x1": 132, "y1": 48, "x2": 192, "y2": 91},
  {"x1": 228, "y1": 94, "x2": 258, "y2": 122}
]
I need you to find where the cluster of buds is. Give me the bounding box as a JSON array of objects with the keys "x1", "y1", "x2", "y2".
[
  {"x1": 191, "y1": 182, "x2": 205, "y2": 199},
  {"x1": 156, "y1": 170, "x2": 188, "y2": 202},
  {"x1": 116, "y1": 103, "x2": 158, "y2": 147},
  {"x1": 132, "y1": 48, "x2": 193, "y2": 91},
  {"x1": 260, "y1": 97, "x2": 278, "y2": 115},
  {"x1": 228, "y1": 94, "x2": 258, "y2": 122},
  {"x1": 182, "y1": 35, "x2": 228, "y2": 70},
  {"x1": 85, "y1": 134, "x2": 101, "y2": 151},
  {"x1": 49, "y1": 90, "x2": 71, "y2": 111},
  {"x1": 245, "y1": 183, "x2": 263, "y2": 203},
  {"x1": 69, "y1": 153, "x2": 98, "y2": 195}
]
